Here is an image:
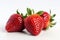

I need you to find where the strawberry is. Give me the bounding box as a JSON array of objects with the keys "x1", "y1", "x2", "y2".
[
  {"x1": 24, "y1": 8, "x2": 44, "y2": 36},
  {"x1": 40, "y1": 11, "x2": 50, "y2": 29},
  {"x1": 5, "y1": 10, "x2": 24, "y2": 32},
  {"x1": 37, "y1": 10, "x2": 56, "y2": 30}
]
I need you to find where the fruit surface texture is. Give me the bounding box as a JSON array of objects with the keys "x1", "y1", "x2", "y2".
[
  {"x1": 24, "y1": 14, "x2": 44, "y2": 35},
  {"x1": 6, "y1": 14, "x2": 24, "y2": 32},
  {"x1": 41, "y1": 12, "x2": 50, "y2": 29}
]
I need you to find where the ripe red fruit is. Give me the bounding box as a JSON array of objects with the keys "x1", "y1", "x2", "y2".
[
  {"x1": 37, "y1": 11, "x2": 56, "y2": 30},
  {"x1": 5, "y1": 11, "x2": 24, "y2": 32},
  {"x1": 41, "y1": 12, "x2": 50, "y2": 29},
  {"x1": 24, "y1": 14, "x2": 44, "y2": 36}
]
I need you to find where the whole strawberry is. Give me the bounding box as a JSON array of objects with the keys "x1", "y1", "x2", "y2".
[
  {"x1": 24, "y1": 8, "x2": 44, "y2": 36},
  {"x1": 37, "y1": 10, "x2": 56, "y2": 30},
  {"x1": 5, "y1": 10, "x2": 24, "y2": 32}
]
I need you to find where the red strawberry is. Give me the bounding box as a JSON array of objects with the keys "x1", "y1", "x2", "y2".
[
  {"x1": 41, "y1": 12, "x2": 50, "y2": 29},
  {"x1": 24, "y1": 14, "x2": 44, "y2": 36},
  {"x1": 24, "y1": 8, "x2": 44, "y2": 36},
  {"x1": 37, "y1": 10, "x2": 56, "y2": 30},
  {"x1": 5, "y1": 10, "x2": 24, "y2": 32}
]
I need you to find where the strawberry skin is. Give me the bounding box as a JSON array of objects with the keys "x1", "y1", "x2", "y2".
[
  {"x1": 24, "y1": 14, "x2": 44, "y2": 36},
  {"x1": 5, "y1": 14, "x2": 24, "y2": 32},
  {"x1": 37, "y1": 11, "x2": 56, "y2": 30},
  {"x1": 41, "y1": 12, "x2": 50, "y2": 29}
]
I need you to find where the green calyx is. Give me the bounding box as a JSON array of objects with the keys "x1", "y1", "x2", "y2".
[
  {"x1": 26, "y1": 8, "x2": 35, "y2": 16},
  {"x1": 16, "y1": 9, "x2": 20, "y2": 14},
  {"x1": 27, "y1": 8, "x2": 32, "y2": 15},
  {"x1": 49, "y1": 10, "x2": 56, "y2": 27},
  {"x1": 46, "y1": 10, "x2": 56, "y2": 30},
  {"x1": 21, "y1": 8, "x2": 34, "y2": 18},
  {"x1": 21, "y1": 13, "x2": 27, "y2": 18},
  {"x1": 16, "y1": 9, "x2": 27, "y2": 18},
  {"x1": 37, "y1": 11, "x2": 44, "y2": 15}
]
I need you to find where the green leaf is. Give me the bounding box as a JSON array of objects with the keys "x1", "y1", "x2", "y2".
[
  {"x1": 23, "y1": 14, "x2": 27, "y2": 18},
  {"x1": 37, "y1": 11, "x2": 43, "y2": 15},
  {"x1": 50, "y1": 22, "x2": 56, "y2": 28},
  {"x1": 50, "y1": 18, "x2": 54, "y2": 22},
  {"x1": 50, "y1": 25, "x2": 53, "y2": 27},
  {"x1": 21, "y1": 13, "x2": 23, "y2": 16},
  {"x1": 27, "y1": 8, "x2": 32, "y2": 15},
  {"x1": 52, "y1": 22, "x2": 56, "y2": 25},
  {"x1": 52, "y1": 14, "x2": 56, "y2": 18},
  {"x1": 16, "y1": 9, "x2": 20, "y2": 14}
]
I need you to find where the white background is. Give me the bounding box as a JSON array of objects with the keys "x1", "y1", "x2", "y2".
[{"x1": 0, "y1": 0, "x2": 60, "y2": 40}]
